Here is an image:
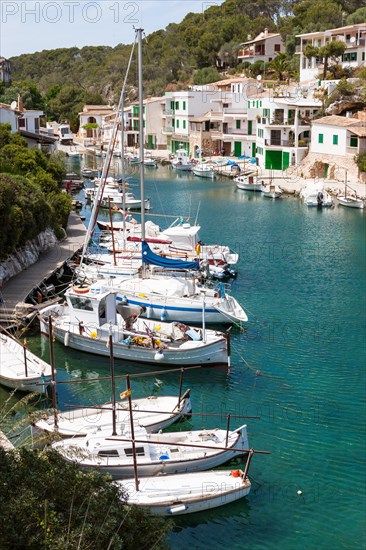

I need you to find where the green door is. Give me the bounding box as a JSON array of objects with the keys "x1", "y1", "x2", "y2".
[
  {"x1": 265, "y1": 150, "x2": 290, "y2": 170},
  {"x1": 252, "y1": 142, "x2": 256, "y2": 157},
  {"x1": 147, "y1": 135, "x2": 153, "y2": 149},
  {"x1": 234, "y1": 142, "x2": 242, "y2": 157},
  {"x1": 265, "y1": 150, "x2": 282, "y2": 170},
  {"x1": 283, "y1": 151, "x2": 290, "y2": 169},
  {"x1": 248, "y1": 120, "x2": 252, "y2": 135}
]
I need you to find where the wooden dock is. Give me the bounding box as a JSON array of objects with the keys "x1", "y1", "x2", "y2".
[{"x1": 0, "y1": 213, "x2": 86, "y2": 324}]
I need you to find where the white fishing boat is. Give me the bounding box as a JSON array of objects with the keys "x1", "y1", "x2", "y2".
[
  {"x1": 39, "y1": 281, "x2": 230, "y2": 366},
  {"x1": 87, "y1": 188, "x2": 150, "y2": 211},
  {"x1": 0, "y1": 333, "x2": 52, "y2": 393},
  {"x1": 235, "y1": 173, "x2": 262, "y2": 191},
  {"x1": 67, "y1": 150, "x2": 83, "y2": 158},
  {"x1": 337, "y1": 172, "x2": 364, "y2": 209},
  {"x1": 144, "y1": 158, "x2": 157, "y2": 167},
  {"x1": 171, "y1": 146, "x2": 193, "y2": 171},
  {"x1": 192, "y1": 163, "x2": 215, "y2": 179},
  {"x1": 51, "y1": 422, "x2": 249, "y2": 478},
  {"x1": 119, "y1": 466, "x2": 252, "y2": 515},
  {"x1": 261, "y1": 183, "x2": 282, "y2": 199},
  {"x1": 338, "y1": 195, "x2": 364, "y2": 209},
  {"x1": 300, "y1": 181, "x2": 333, "y2": 207},
  {"x1": 31, "y1": 391, "x2": 192, "y2": 438}
]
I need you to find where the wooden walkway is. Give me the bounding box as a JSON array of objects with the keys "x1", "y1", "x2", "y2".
[{"x1": 0, "y1": 212, "x2": 86, "y2": 318}]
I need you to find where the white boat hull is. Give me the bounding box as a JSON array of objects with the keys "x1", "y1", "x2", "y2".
[
  {"x1": 120, "y1": 470, "x2": 251, "y2": 515},
  {"x1": 52, "y1": 427, "x2": 249, "y2": 479},
  {"x1": 338, "y1": 196, "x2": 364, "y2": 209},
  {"x1": 32, "y1": 394, "x2": 192, "y2": 438},
  {"x1": 116, "y1": 292, "x2": 247, "y2": 324},
  {"x1": 39, "y1": 318, "x2": 229, "y2": 367},
  {"x1": 0, "y1": 333, "x2": 52, "y2": 393},
  {"x1": 192, "y1": 167, "x2": 215, "y2": 178}
]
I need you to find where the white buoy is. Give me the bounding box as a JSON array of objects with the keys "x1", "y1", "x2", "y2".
[
  {"x1": 64, "y1": 332, "x2": 70, "y2": 347},
  {"x1": 297, "y1": 490, "x2": 302, "y2": 496},
  {"x1": 154, "y1": 351, "x2": 164, "y2": 361}
]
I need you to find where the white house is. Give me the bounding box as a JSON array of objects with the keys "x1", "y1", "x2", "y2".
[
  {"x1": 238, "y1": 29, "x2": 285, "y2": 65},
  {"x1": 162, "y1": 90, "x2": 223, "y2": 154},
  {"x1": 296, "y1": 23, "x2": 366, "y2": 82},
  {"x1": 252, "y1": 91, "x2": 321, "y2": 170},
  {"x1": 0, "y1": 101, "x2": 56, "y2": 151},
  {"x1": 124, "y1": 97, "x2": 166, "y2": 149},
  {"x1": 310, "y1": 115, "x2": 366, "y2": 179},
  {"x1": 187, "y1": 78, "x2": 261, "y2": 158},
  {"x1": 0, "y1": 102, "x2": 18, "y2": 131},
  {"x1": 78, "y1": 105, "x2": 114, "y2": 144}
]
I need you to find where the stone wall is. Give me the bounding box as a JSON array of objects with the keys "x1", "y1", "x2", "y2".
[{"x1": 0, "y1": 229, "x2": 58, "y2": 283}]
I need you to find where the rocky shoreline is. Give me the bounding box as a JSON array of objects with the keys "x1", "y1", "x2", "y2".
[{"x1": 0, "y1": 229, "x2": 59, "y2": 284}]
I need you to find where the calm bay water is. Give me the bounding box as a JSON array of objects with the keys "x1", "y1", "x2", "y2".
[{"x1": 3, "y1": 158, "x2": 365, "y2": 549}]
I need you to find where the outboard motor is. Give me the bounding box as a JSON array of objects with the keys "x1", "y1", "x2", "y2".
[{"x1": 317, "y1": 191, "x2": 324, "y2": 206}]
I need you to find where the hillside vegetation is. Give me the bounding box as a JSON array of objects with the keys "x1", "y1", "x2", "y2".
[
  {"x1": 0, "y1": 124, "x2": 71, "y2": 259},
  {"x1": 1, "y1": 0, "x2": 365, "y2": 129}
]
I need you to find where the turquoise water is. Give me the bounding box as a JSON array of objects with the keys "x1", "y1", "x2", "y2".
[{"x1": 4, "y1": 159, "x2": 366, "y2": 549}]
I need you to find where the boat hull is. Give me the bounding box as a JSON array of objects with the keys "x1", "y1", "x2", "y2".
[
  {"x1": 53, "y1": 430, "x2": 249, "y2": 479},
  {"x1": 0, "y1": 333, "x2": 52, "y2": 393},
  {"x1": 338, "y1": 196, "x2": 364, "y2": 209},
  {"x1": 40, "y1": 321, "x2": 229, "y2": 367},
  {"x1": 122, "y1": 470, "x2": 251, "y2": 515},
  {"x1": 116, "y1": 294, "x2": 247, "y2": 324},
  {"x1": 32, "y1": 395, "x2": 192, "y2": 438}
]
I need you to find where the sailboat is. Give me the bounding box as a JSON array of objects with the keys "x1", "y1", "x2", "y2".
[
  {"x1": 337, "y1": 172, "x2": 364, "y2": 209},
  {"x1": 31, "y1": 391, "x2": 192, "y2": 438},
  {"x1": 51, "y1": 421, "x2": 249, "y2": 478}
]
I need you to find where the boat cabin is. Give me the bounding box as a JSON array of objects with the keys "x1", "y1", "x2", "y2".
[{"x1": 66, "y1": 286, "x2": 117, "y2": 328}]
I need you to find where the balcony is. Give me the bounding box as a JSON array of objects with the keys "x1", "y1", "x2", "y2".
[
  {"x1": 265, "y1": 138, "x2": 309, "y2": 148},
  {"x1": 162, "y1": 126, "x2": 174, "y2": 135},
  {"x1": 163, "y1": 108, "x2": 174, "y2": 116}
]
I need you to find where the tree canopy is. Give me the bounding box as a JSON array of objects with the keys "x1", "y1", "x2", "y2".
[{"x1": 0, "y1": 123, "x2": 70, "y2": 258}]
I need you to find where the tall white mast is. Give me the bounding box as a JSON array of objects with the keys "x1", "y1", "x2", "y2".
[{"x1": 137, "y1": 28, "x2": 145, "y2": 243}]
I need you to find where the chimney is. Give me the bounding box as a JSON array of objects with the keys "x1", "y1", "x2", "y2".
[
  {"x1": 264, "y1": 28, "x2": 268, "y2": 38},
  {"x1": 17, "y1": 94, "x2": 23, "y2": 112}
]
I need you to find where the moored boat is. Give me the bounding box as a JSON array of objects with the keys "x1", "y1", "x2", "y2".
[
  {"x1": 51, "y1": 422, "x2": 249, "y2": 478},
  {"x1": 32, "y1": 391, "x2": 192, "y2": 438},
  {"x1": 0, "y1": 332, "x2": 52, "y2": 393},
  {"x1": 39, "y1": 281, "x2": 231, "y2": 367},
  {"x1": 119, "y1": 466, "x2": 252, "y2": 515},
  {"x1": 192, "y1": 163, "x2": 215, "y2": 179}
]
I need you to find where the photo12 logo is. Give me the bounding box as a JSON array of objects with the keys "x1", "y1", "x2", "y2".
[{"x1": 2, "y1": 1, "x2": 141, "y2": 25}]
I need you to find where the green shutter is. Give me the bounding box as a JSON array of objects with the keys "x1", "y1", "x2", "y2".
[
  {"x1": 333, "y1": 135, "x2": 338, "y2": 145},
  {"x1": 252, "y1": 142, "x2": 256, "y2": 157},
  {"x1": 176, "y1": 120, "x2": 179, "y2": 129},
  {"x1": 248, "y1": 121, "x2": 252, "y2": 135},
  {"x1": 183, "y1": 101, "x2": 186, "y2": 110},
  {"x1": 183, "y1": 120, "x2": 186, "y2": 129},
  {"x1": 175, "y1": 101, "x2": 179, "y2": 110},
  {"x1": 318, "y1": 133, "x2": 324, "y2": 144},
  {"x1": 236, "y1": 120, "x2": 241, "y2": 129},
  {"x1": 350, "y1": 136, "x2": 358, "y2": 147}
]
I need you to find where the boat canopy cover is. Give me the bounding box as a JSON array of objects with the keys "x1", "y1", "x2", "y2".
[{"x1": 142, "y1": 241, "x2": 199, "y2": 270}]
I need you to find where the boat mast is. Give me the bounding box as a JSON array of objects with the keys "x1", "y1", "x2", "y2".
[
  {"x1": 137, "y1": 28, "x2": 145, "y2": 243},
  {"x1": 121, "y1": 90, "x2": 127, "y2": 250}
]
